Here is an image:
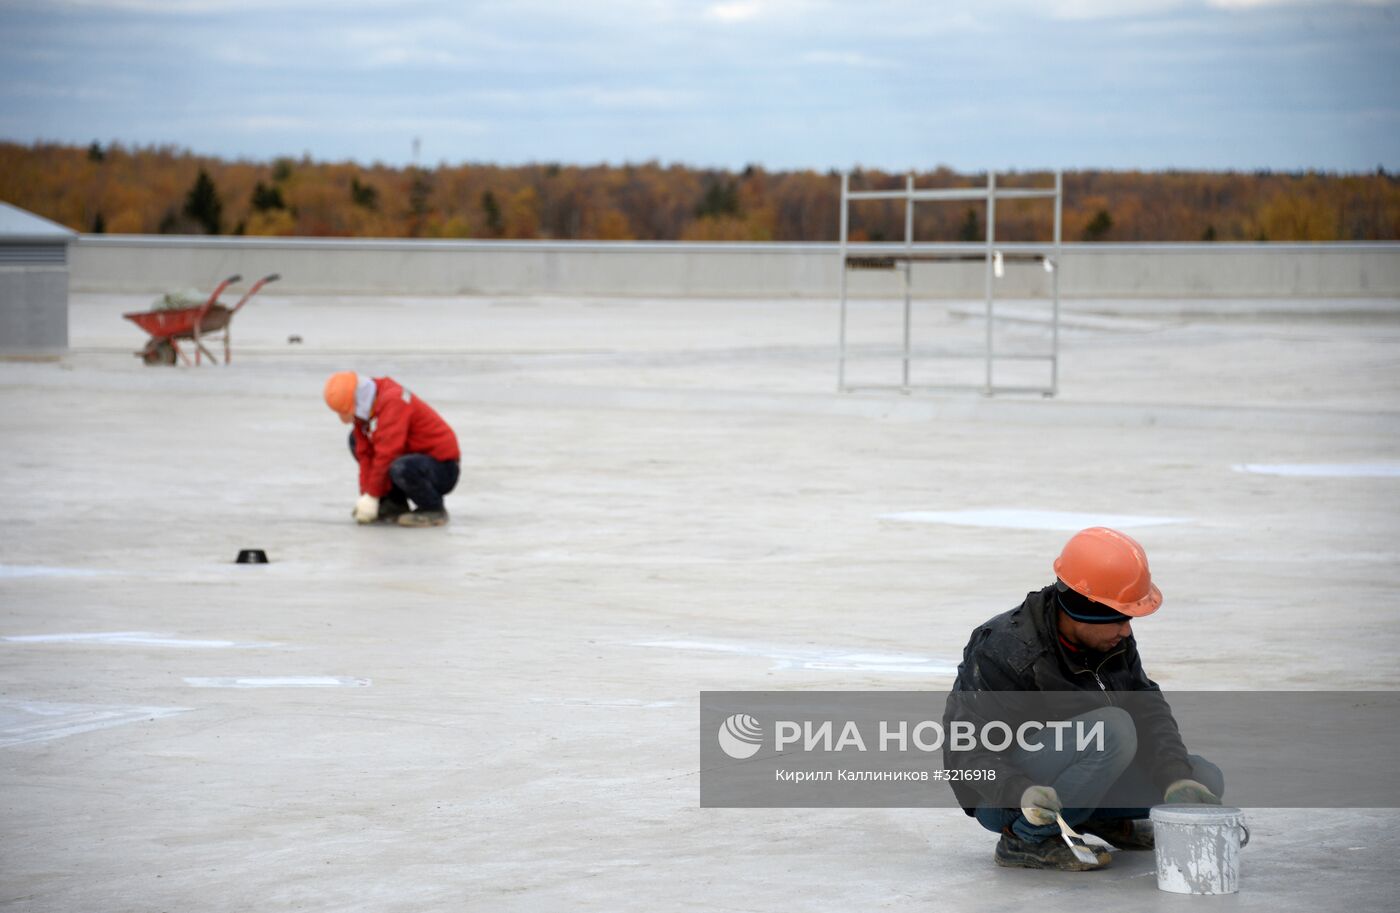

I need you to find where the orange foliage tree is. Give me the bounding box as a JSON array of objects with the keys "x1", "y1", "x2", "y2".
[{"x1": 1, "y1": 141, "x2": 1396, "y2": 242}]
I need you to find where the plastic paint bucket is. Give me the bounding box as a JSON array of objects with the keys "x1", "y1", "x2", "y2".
[{"x1": 1150, "y1": 804, "x2": 1251, "y2": 895}]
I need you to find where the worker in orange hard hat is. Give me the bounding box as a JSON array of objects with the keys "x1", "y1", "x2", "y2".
[
  {"x1": 323, "y1": 371, "x2": 460, "y2": 527},
  {"x1": 943, "y1": 527, "x2": 1224, "y2": 873}
]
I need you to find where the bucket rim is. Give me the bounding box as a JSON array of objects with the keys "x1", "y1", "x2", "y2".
[{"x1": 1150, "y1": 803, "x2": 1245, "y2": 824}]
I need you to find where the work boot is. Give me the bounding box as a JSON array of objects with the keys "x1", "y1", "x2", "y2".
[
  {"x1": 1081, "y1": 817, "x2": 1154, "y2": 850},
  {"x1": 398, "y1": 509, "x2": 448, "y2": 527},
  {"x1": 377, "y1": 499, "x2": 410, "y2": 523},
  {"x1": 994, "y1": 829, "x2": 1111, "y2": 871}
]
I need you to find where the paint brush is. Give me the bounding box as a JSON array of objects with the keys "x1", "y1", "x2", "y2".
[{"x1": 1055, "y1": 812, "x2": 1103, "y2": 866}]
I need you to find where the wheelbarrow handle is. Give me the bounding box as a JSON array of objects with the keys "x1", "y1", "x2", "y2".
[
  {"x1": 199, "y1": 274, "x2": 243, "y2": 314},
  {"x1": 228, "y1": 273, "x2": 281, "y2": 315}
]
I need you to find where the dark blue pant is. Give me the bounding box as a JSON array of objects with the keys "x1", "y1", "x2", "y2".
[
  {"x1": 973, "y1": 706, "x2": 1224, "y2": 843},
  {"x1": 349, "y1": 432, "x2": 459, "y2": 512}
]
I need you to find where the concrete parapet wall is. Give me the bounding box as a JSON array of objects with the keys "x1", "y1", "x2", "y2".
[{"x1": 70, "y1": 236, "x2": 1400, "y2": 298}]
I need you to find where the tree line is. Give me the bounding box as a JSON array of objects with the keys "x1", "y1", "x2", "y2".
[{"x1": 2, "y1": 141, "x2": 1396, "y2": 243}]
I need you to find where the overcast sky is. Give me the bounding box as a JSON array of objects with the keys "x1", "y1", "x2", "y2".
[{"x1": 1, "y1": 0, "x2": 1397, "y2": 172}]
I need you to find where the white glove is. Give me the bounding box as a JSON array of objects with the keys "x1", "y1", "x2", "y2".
[
  {"x1": 353, "y1": 493, "x2": 380, "y2": 524},
  {"x1": 1164, "y1": 778, "x2": 1221, "y2": 805},
  {"x1": 1020, "y1": 784, "x2": 1063, "y2": 826}
]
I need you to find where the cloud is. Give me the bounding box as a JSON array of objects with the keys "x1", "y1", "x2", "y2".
[
  {"x1": 33, "y1": 0, "x2": 394, "y2": 12},
  {"x1": 0, "y1": 80, "x2": 116, "y2": 100},
  {"x1": 420, "y1": 84, "x2": 697, "y2": 112},
  {"x1": 358, "y1": 45, "x2": 465, "y2": 68},
  {"x1": 799, "y1": 50, "x2": 894, "y2": 68},
  {"x1": 23, "y1": 0, "x2": 1400, "y2": 21},
  {"x1": 563, "y1": 86, "x2": 697, "y2": 109},
  {"x1": 1208, "y1": 0, "x2": 1397, "y2": 7},
  {"x1": 311, "y1": 17, "x2": 529, "y2": 71},
  {"x1": 1037, "y1": 0, "x2": 1184, "y2": 17},
  {"x1": 704, "y1": 1, "x2": 764, "y2": 22},
  {"x1": 700, "y1": 0, "x2": 823, "y2": 23},
  {"x1": 210, "y1": 111, "x2": 492, "y2": 137},
  {"x1": 1027, "y1": 0, "x2": 1398, "y2": 17},
  {"x1": 2, "y1": 0, "x2": 1395, "y2": 170}
]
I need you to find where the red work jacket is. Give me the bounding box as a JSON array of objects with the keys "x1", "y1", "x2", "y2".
[{"x1": 352, "y1": 377, "x2": 459, "y2": 497}]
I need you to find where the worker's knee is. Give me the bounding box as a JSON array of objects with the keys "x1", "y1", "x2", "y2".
[
  {"x1": 1010, "y1": 705, "x2": 1136, "y2": 784},
  {"x1": 388, "y1": 456, "x2": 417, "y2": 488},
  {"x1": 1076, "y1": 705, "x2": 1137, "y2": 766}
]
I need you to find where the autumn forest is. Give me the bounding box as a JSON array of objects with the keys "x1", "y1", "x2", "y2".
[{"x1": 3, "y1": 141, "x2": 1397, "y2": 244}]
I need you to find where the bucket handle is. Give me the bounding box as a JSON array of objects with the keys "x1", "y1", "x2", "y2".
[{"x1": 1238, "y1": 823, "x2": 1251, "y2": 848}]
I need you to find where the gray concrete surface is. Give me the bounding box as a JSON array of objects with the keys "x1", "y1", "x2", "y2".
[
  {"x1": 69, "y1": 235, "x2": 1400, "y2": 298},
  {"x1": 2, "y1": 292, "x2": 1399, "y2": 911}
]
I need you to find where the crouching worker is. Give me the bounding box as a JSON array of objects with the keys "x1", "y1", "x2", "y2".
[
  {"x1": 323, "y1": 371, "x2": 460, "y2": 527},
  {"x1": 944, "y1": 527, "x2": 1224, "y2": 872}
]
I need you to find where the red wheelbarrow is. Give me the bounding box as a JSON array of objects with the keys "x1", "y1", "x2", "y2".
[{"x1": 124, "y1": 273, "x2": 280, "y2": 366}]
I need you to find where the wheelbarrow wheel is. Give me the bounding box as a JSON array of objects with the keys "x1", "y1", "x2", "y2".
[{"x1": 141, "y1": 338, "x2": 177, "y2": 366}]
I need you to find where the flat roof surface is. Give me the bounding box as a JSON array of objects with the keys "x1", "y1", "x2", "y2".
[
  {"x1": 0, "y1": 201, "x2": 77, "y2": 241},
  {"x1": 2, "y1": 293, "x2": 1398, "y2": 911}
]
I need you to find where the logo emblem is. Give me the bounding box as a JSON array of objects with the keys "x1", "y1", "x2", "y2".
[{"x1": 717, "y1": 713, "x2": 763, "y2": 759}]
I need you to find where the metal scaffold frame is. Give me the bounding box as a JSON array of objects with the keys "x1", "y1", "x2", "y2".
[{"x1": 837, "y1": 170, "x2": 1063, "y2": 396}]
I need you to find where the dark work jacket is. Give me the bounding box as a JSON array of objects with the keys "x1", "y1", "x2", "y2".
[{"x1": 943, "y1": 584, "x2": 1194, "y2": 814}]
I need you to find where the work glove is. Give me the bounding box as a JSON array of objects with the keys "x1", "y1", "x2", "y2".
[
  {"x1": 1164, "y1": 778, "x2": 1221, "y2": 805},
  {"x1": 1020, "y1": 784, "x2": 1063, "y2": 826},
  {"x1": 353, "y1": 493, "x2": 380, "y2": 524}
]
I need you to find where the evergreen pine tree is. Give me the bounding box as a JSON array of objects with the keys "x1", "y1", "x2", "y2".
[
  {"x1": 183, "y1": 168, "x2": 223, "y2": 234},
  {"x1": 481, "y1": 191, "x2": 503, "y2": 237},
  {"x1": 1082, "y1": 209, "x2": 1113, "y2": 242},
  {"x1": 957, "y1": 208, "x2": 980, "y2": 242}
]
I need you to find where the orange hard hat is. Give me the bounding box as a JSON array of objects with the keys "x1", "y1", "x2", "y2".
[
  {"x1": 1052, "y1": 527, "x2": 1162, "y2": 617},
  {"x1": 323, "y1": 371, "x2": 357, "y2": 420}
]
